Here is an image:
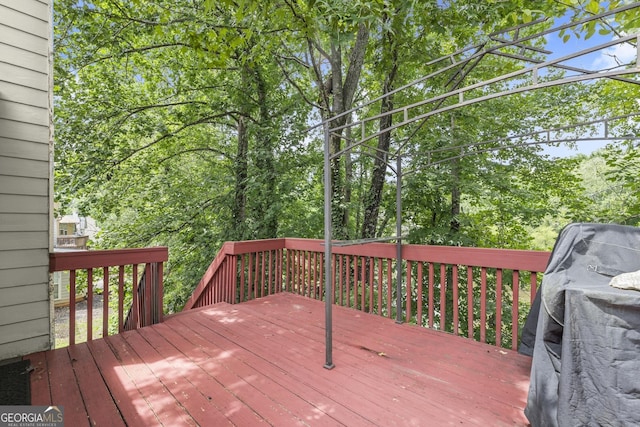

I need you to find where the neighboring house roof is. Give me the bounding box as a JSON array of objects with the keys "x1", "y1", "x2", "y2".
[{"x1": 59, "y1": 213, "x2": 81, "y2": 224}]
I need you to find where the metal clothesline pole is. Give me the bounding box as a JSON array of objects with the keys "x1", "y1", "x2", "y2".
[
  {"x1": 395, "y1": 155, "x2": 403, "y2": 324},
  {"x1": 323, "y1": 121, "x2": 334, "y2": 370}
]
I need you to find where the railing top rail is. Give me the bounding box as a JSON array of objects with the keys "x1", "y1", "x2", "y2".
[
  {"x1": 225, "y1": 238, "x2": 287, "y2": 255},
  {"x1": 49, "y1": 247, "x2": 168, "y2": 272},
  {"x1": 402, "y1": 244, "x2": 550, "y2": 272},
  {"x1": 205, "y1": 237, "x2": 550, "y2": 272}
]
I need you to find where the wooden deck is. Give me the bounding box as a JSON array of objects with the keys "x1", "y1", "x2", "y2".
[{"x1": 26, "y1": 293, "x2": 532, "y2": 426}]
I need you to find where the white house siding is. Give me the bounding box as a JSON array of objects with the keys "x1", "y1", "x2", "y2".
[{"x1": 0, "y1": 0, "x2": 52, "y2": 359}]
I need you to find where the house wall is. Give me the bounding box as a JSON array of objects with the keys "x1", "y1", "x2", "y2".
[
  {"x1": 0, "y1": 0, "x2": 52, "y2": 359},
  {"x1": 59, "y1": 223, "x2": 75, "y2": 235}
]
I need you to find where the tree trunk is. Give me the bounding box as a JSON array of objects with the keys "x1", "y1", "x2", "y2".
[
  {"x1": 305, "y1": 21, "x2": 370, "y2": 240},
  {"x1": 232, "y1": 114, "x2": 249, "y2": 240},
  {"x1": 322, "y1": 23, "x2": 370, "y2": 241},
  {"x1": 361, "y1": 23, "x2": 399, "y2": 240},
  {"x1": 253, "y1": 66, "x2": 278, "y2": 239},
  {"x1": 343, "y1": 116, "x2": 353, "y2": 236}
]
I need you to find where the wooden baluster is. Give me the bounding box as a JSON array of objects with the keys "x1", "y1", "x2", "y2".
[
  {"x1": 118, "y1": 266, "x2": 124, "y2": 333},
  {"x1": 240, "y1": 255, "x2": 246, "y2": 302},
  {"x1": 326, "y1": 253, "x2": 332, "y2": 302},
  {"x1": 145, "y1": 263, "x2": 152, "y2": 327},
  {"x1": 253, "y1": 253, "x2": 258, "y2": 299},
  {"x1": 467, "y1": 266, "x2": 474, "y2": 339},
  {"x1": 360, "y1": 257, "x2": 367, "y2": 311},
  {"x1": 320, "y1": 252, "x2": 325, "y2": 301},
  {"x1": 386, "y1": 259, "x2": 392, "y2": 318},
  {"x1": 452, "y1": 265, "x2": 459, "y2": 336},
  {"x1": 248, "y1": 254, "x2": 254, "y2": 301},
  {"x1": 275, "y1": 250, "x2": 279, "y2": 296},
  {"x1": 346, "y1": 256, "x2": 351, "y2": 308},
  {"x1": 369, "y1": 258, "x2": 374, "y2": 313},
  {"x1": 406, "y1": 261, "x2": 412, "y2": 323},
  {"x1": 353, "y1": 257, "x2": 359, "y2": 309},
  {"x1": 157, "y1": 261, "x2": 163, "y2": 323},
  {"x1": 313, "y1": 251, "x2": 319, "y2": 299},
  {"x1": 284, "y1": 250, "x2": 290, "y2": 293},
  {"x1": 69, "y1": 270, "x2": 76, "y2": 346},
  {"x1": 512, "y1": 270, "x2": 520, "y2": 350},
  {"x1": 297, "y1": 250, "x2": 302, "y2": 295},
  {"x1": 103, "y1": 266, "x2": 109, "y2": 337},
  {"x1": 260, "y1": 251, "x2": 266, "y2": 298},
  {"x1": 377, "y1": 258, "x2": 383, "y2": 315},
  {"x1": 417, "y1": 263, "x2": 423, "y2": 327},
  {"x1": 480, "y1": 267, "x2": 487, "y2": 343},
  {"x1": 268, "y1": 250, "x2": 273, "y2": 296},
  {"x1": 132, "y1": 264, "x2": 138, "y2": 329},
  {"x1": 440, "y1": 264, "x2": 446, "y2": 331},
  {"x1": 86, "y1": 268, "x2": 93, "y2": 341},
  {"x1": 495, "y1": 269, "x2": 503, "y2": 347},
  {"x1": 279, "y1": 249, "x2": 284, "y2": 293},
  {"x1": 338, "y1": 255, "x2": 344, "y2": 306},
  {"x1": 428, "y1": 263, "x2": 435, "y2": 328}
]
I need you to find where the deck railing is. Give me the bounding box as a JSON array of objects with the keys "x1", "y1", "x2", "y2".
[
  {"x1": 49, "y1": 247, "x2": 168, "y2": 346},
  {"x1": 184, "y1": 238, "x2": 550, "y2": 350},
  {"x1": 183, "y1": 239, "x2": 285, "y2": 309},
  {"x1": 55, "y1": 235, "x2": 89, "y2": 249}
]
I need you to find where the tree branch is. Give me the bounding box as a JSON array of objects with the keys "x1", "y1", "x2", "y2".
[
  {"x1": 158, "y1": 147, "x2": 232, "y2": 164},
  {"x1": 274, "y1": 56, "x2": 322, "y2": 110},
  {"x1": 343, "y1": 23, "x2": 370, "y2": 109},
  {"x1": 113, "y1": 112, "x2": 238, "y2": 167}
]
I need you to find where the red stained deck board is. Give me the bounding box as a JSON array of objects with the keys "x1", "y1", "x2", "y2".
[
  {"x1": 167, "y1": 313, "x2": 373, "y2": 427},
  {"x1": 254, "y1": 294, "x2": 530, "y2": 423},
  {"x1": 86, "y1": 338, "x2": 158, "y2": 426},
  {"x1": 27, "y1": 293, "x2": 532, "y2": 426},
  {"x1": 148, "y1": 322, "x2": 266, "y2": 427},
  {"x1": 66, "y1": 344, "x2": 125, "y2": 427},
  {"x1": 235, "y1": 293, "x2": 530, "y2": 416},
  {"x1": 105, "y1": 333, "x2": 197, "y2": 426},
  {"x1": 24, "y1": 351, "x2": 51, "y2": 406},
  {"x1": 158, "y1": 318, "x2": 312, "y2": 426},
  {"x1": 190, "y1": 298, "x2": 520, "y2": 425},
  {"x1": 264, "y1": 292, "x2": 530, "y2": 375},
  {"x1": 169, "y1": 310, "x2": 377, "y2": 426},
  {"x1": 170, "y1": 329, "x2": 338, "y2": 427},
  {"x1": 183, "y1": 306, "x2": 457, "y2": 425},
  {"x1": 123, "y1": 327, "x2": 232, "y2": 426},
  {"x1": 46, "y1": 348, "x2": 89, "y2": 426}
]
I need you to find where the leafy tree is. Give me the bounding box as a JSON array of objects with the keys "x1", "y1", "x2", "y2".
[
  {"x1": 53, "y1": 0, "x2": 640, "y2": 313},
  {"x1": 54, "y1": 0, "x2": 313, "y2": 309}
]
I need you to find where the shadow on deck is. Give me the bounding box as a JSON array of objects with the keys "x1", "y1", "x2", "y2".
[{"x1": 26, "y1": 293, "x2": 531, "y2": 426}]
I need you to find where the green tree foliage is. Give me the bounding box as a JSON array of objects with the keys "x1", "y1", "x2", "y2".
[{"x1": 54, "y1": 0, "x2": 640, "y2": 312}]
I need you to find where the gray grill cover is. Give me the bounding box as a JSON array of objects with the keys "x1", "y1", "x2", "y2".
[{"x1": 523, "y1": 223, "x2": 640, "y2": 426}]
